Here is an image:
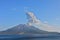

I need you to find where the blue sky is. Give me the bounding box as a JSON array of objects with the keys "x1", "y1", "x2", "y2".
[{"x1": 0, "y1": 0, "x2": 60, "y2": 31}]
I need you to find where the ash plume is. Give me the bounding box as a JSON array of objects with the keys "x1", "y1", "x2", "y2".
[{"x1": 26, "y1": 12, "x2": 60, "y2": 33}]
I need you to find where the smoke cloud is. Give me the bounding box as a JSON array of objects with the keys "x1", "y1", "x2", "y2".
[{"x1": 26, "y1": 12, "x2": 60, "y2": 33}]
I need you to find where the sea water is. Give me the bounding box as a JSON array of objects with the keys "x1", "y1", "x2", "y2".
[{"x1": 0, "y1": 34, "x2": 60, "y2": 40}]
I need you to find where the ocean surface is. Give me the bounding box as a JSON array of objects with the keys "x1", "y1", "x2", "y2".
[{"x1": 0, "y1": 34, "x2": 60, "y2": 40}]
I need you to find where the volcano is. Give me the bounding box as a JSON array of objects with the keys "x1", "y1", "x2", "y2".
[
  {"x1": 0, "y1": 12, "x2": 59, "y2": 34},
  {"x1": 0, "y1": 24, "x2": 59, "y2": 34},
  {"x1": 0, "y1": 24, "x2": 48, "y2": 34}
]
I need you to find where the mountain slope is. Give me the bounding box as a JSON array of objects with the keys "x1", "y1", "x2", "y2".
[{"x1": 0, "y1": 24, "x2": 50, "y2": 34}]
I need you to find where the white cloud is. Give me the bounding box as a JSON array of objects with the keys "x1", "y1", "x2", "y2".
[
  {"x1": 24, "y1": 7, "x2": 29, "y2": 12},
  {"x1": 12, "y1": 8, "x2": 17, "y2": 11},
  {"x1": 44, "y1": 21, "x2": 48, "y2": 24},
  {"x1": 56, "y1": 18, "x2": 60, "y2": 20}
]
